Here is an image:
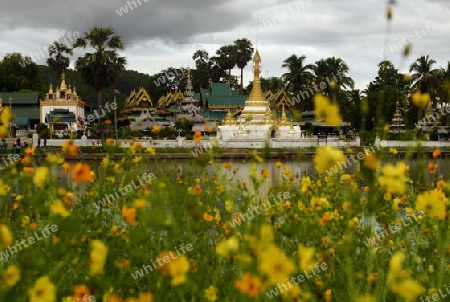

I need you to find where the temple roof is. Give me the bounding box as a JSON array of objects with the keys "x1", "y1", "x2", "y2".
[{"x1": 45, "y1": 108, "x2": 76, "y2": 123}]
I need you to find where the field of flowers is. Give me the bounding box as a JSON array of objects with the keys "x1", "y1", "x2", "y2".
[{"x1": 0, "y1": 132, "x2": 449, "y2": 302}]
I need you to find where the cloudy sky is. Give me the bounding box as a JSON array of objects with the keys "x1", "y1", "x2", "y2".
[{"x1": 0, "y1": 0, "x2": 449, "y2": 90}]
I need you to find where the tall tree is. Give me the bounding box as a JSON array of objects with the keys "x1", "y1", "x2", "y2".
[
  {"x1": 73, "y1": 26, "x2": 126, "y2": 141},
  {"x1": 192, "y1": 50, "x2": 212, "y2": 90},
  {"x1": 233, "y1": 38, "x2": 253, "y2": 94},
  {"x1": 409, "y1": 55, "x2": 440, "y2": 97},
  {"x1": 0, "y1": 53, "x2": 41, "y2": 92},
  {"x1": 281, "y1": 54, "x2": 313, "y2": 112},
  {"x1": 46, "y1": 41, "x2": 73, "y2": 84},
  {"x1": 214, "y1": 44, "x2": 236, "y2": 84}
]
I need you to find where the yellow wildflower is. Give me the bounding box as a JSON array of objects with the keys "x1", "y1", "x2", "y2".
[
  {"x1": 314, "y1": 146, "x2": 345, "y2": 174},
  {"x1": 2, "y1": 265, "x2": 20, "y2": 287},
  {"x1": 378, "y1": 162, "x2": 408, "y2": 194},
  {"x1": 298, "y1": 244, "x2": 315, "y2": 271},
  {"x1": 29, "y1": 276, "x2": 55, "y2": 302},
  {"x1": 416, "y1": 190, "x2": 446, "y2": 219},
  {"x1": 411, "y1": 91, "x2": 430, "y2": 109},
  {"x1": 90, "y1": 240, "x2": 108, "y2": 275},
  {"x1": 169, "y1": 255, "x2": 189, "y2": 286},
  {"x1": 204, "y1": 285, "x2": 218, "y2": 302},
  {"x1": 0, "y1": 224, "x2": 13, "y2": 249},
  {"x1": 216, "y1": 236, "x2": 239, "y2": 259},
  {"x1": 259, "y1": 245, "x2": 295, "y2": 285},
  {"x1": 314, "y1": 93, "x2": 342, "y2": 127},
  {"x1": 50, "y1": 200, "x2": 70, "y2": 217},
  {"x1": 33, "y1": 167, "x2": 49, "y2": 188}
]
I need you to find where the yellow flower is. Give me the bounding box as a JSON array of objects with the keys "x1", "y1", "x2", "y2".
[
  {"x1": 390, "y1": 279, "x2": 424, "y2": 300},
  {"x1": 132, "y1": 156, "x2": 142, "y2": 164},
  {"x1": 169, "y1": 255, "x2": 189, "y2": 286},
  {"x1": 61, "y1": 141, "x2": 79, "y2": 156},
  {"x1": 314, "y1": 93, "x2": 342, "y2": 127},
  {"x1": 29, "y1": 276, "x2": 55, "y2": 302},
  {"x1": 204, "y1": 285, "x2": 218, "y2": 302},
  {"x1": 225, "y1": 200, "x2": 234, "y2": 212},
  {"x1": 33, "y1": 167, "x2": 49, "y2": 188},
  {"x1": 416, "y1": 190, "x2": 446, "y2": 219},
  {"x1": 314, "y1": 146, "x2": 345, "y2": 174},
  {"x1": 258, "y1": 245, "x2": 296, "y2": 285},
  {"x1": 133, "y1": 199, "x2": 148, "y2": 209},
  {"x1": 146, "y1": 147, "x2": 156, "y2": 155},
  {"x1": 106, "y1": 138, "x2": 115, "y2": 146},
  {"x1": 0, "y1": 224, "x2": 13, "y2": 249},
  {"x1": 90, "y1": 240, "x2": 108, "y2": 275},
  {"x1": 389, "y1": 148, "x2": 398, "y2": 155},
  {"x1": 411, "y1": 91, "x2": 430, "y2": 109},
  {"x1": 0, "y1": 179, "x2": 10, "y2": 195},
  {"x1": 301, "y1": 176, "x2": 311, "y2": 192},
  {"x1": 364, "y1": 152, "x2": 378, "y2": 171},
  {"x1": 298, "y1": 244, "x2": 315, "y2": 271},
  {"x1": 378, "y1": 162, "x2": 408, "y2": 194},
  {"x1": 216, "y1": 236, "x2": 239, "y2": 258},
  {"x1": 46, "y1": 153, "x2": 64, "y2": 164},
  {"x1": 0, "y1": 107, "x2": 15, "y2": 137},
  {"x1": 2, "y1": 265, "x2": 20, "y2": 286},
  {"x1": 50, "y1": 200, "x2": 70, "y2": 217}
]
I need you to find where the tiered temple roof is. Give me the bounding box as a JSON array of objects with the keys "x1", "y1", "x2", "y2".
[
  {"x1": 120, "y1": 86, "x2": 160, "y2": 123},
  {"x1": 389, "y1": 101, "x2": 406, "y2": 135}
]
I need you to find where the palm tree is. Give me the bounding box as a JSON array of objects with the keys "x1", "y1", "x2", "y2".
[
  {"x1": 73, "y1": 26, "x2": 126, "y2": 141},
  {"x1": 214, "y1": 44, "x2": 236, "y2": 83},
  {"x1": 46, "y1": 41, "x2": 73, "y2": 84},
  {"x1": 234, "y1": 38, "x2": 253, "y2": 94},
  {"x1": 409, "y1": 55, "x2": 439, "y2": 94},
  {"x1": 311, "y1": 59, "x2": 331, "y2": 94},
  {"x1": 324, "y1": 57, "x2": 354, "y2": 91},
  {"x1": 281, "y1": 54, "x2": 314, "y2": 112}
]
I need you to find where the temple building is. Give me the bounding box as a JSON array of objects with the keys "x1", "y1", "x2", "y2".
[
  {"x1": 120, "y1": 86, "x2": 160, "y2": 125},
  {"x1": 218, "y1": 50, "x2": 300, "y2": 140},
  {"x1": 176, "y1": 69, "x2": 206, "y2": 123},
  {"x1": 388, "y1": 101, "x2": 406, "y2": 138},
  {"x1": 40, "y1": 71, "x2": 86, "y2": 134}
]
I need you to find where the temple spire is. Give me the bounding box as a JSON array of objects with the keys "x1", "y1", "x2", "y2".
[
  {"x1": 247, "y1": 49, "x2": 266, "y2": 102},
  {"x1": 60, "y1": 70, "x2": 67, "y2": 90}
]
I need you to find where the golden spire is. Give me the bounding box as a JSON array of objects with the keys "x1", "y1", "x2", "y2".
[
  {"x1": 188, "y1": 68, "x2": 191, "y2": 80},
  {"x1": 60, "y1": 70, "x2": 67, "y2": 90},
  {"x1": 49, "y1": 83, "x2": 53, "y2": 94},
  {"x1": 73, "y1": 86, "x2": 77, "y2": 96},
  {"x1": 247, "y1": 49, "x2": 266, "y2": 102}
]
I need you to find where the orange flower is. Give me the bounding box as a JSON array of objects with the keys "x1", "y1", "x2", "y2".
[
  {"x1": 122, "y1": 205, "x2": 137, "y2": 226},
  {"x1": 72, "y1": 163, "x2": 94, "y2": 182},
  {"x1": 73, "y1": 285, "x2": 90, "y2": 302},
  {"x1": 104, "y1": 119, "x2": 112, "y2": 125},
  {"x1": 62, "y1": 141, "x2": 79, "y2": 157},
  {"x1": 320, "y1": 213, "x2": 333, "y2": 226},
  {"x1": 20, "y1": 156, "x2": 32, "y2": 165},
  {"x1": 151, "y1": 126, "x2": 162, "y2": 133},
  {"x1": 234, "y1": 273, "x2": 262, "y2": 297},
  {"x1": 194, "y1": 185, "x2": 202, "y2": 195},
  {"x1": 433, "y1": 148, "x2": 441, "y2": 159},
  {"x1": 106, "y1": 138, "x2": 115, "y2": 146},
  {"x1": 62, "y1": 192, "x2": 75, "y2": 205},
  {"x1": 194, "y1": 130, "x2": 202, "y2": 143},
  {"x1": 30, "y1": 223, "x2": 37, "y2": 230},
  {"x1": 23, "y1": 167, "x2": 34, "y2": 176},
  {"x1": 428, "y1": 162, "x2": 438, "y2": 174},
  {"x1": 25, "y1": 147, "x2": 35, "y2": 156},
  {"x1": 204, "y1": 124, "x2": 211, "y2": 132},
  {"x1": 203, "y1": 213, "x2": 214, "y2": 222}
]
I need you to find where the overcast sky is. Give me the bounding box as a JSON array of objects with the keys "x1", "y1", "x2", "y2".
[{"x1": 0, "y1": 0, "x2": 449, "y2": 91}]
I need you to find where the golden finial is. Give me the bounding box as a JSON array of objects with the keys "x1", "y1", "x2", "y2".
[
  {"x1": 188, "y1": 68, "x2": 191, "y2": 80},
  {"x1": 60, "y1": 70, "x2": 67, "y2": 90},
  {"x1": 49, "y1": 83, "x2": 53, "y2": 94}
]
